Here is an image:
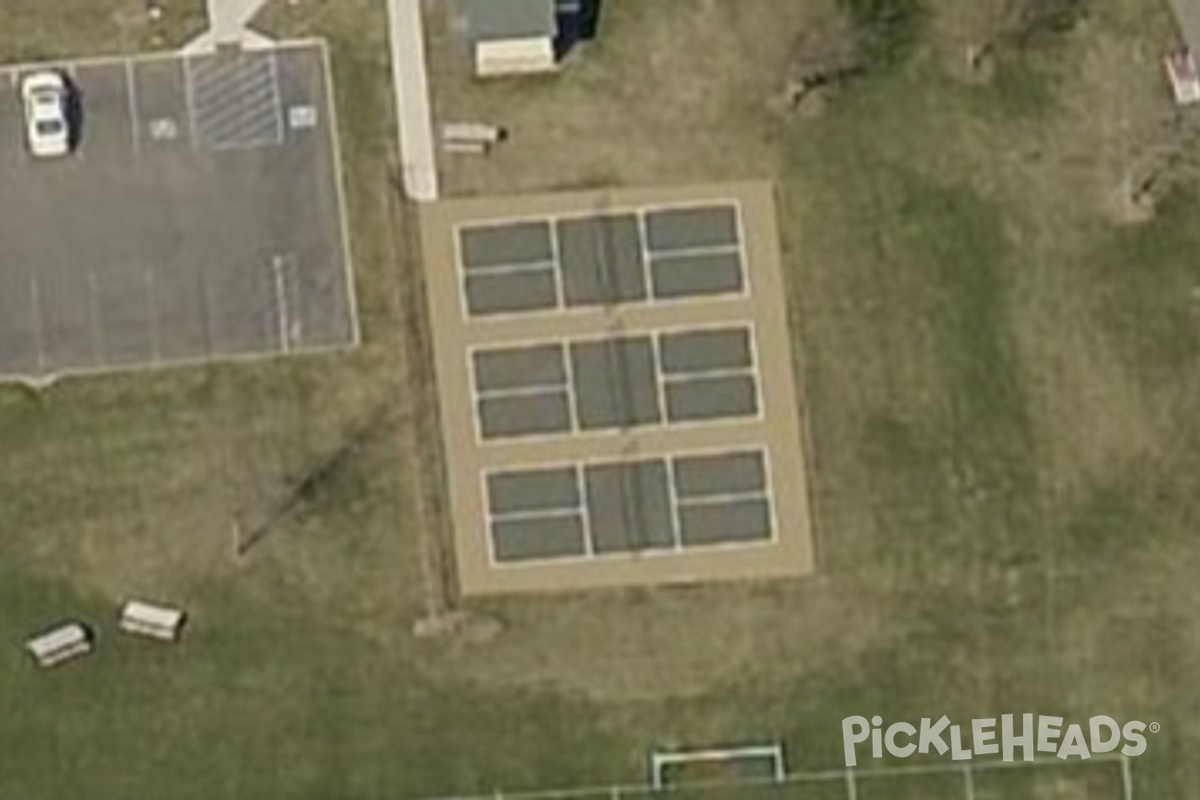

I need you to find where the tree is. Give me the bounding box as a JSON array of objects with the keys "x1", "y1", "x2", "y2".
[
  {"x1": 840, "y1": 0, "x2": 925, "y2": 67},
  {"x1": 782, "y1": 12, "x2": 866, "y2": 110},
  {"x1": 941, "y1": 0, "x2": 1088, "y2": 82},
  {"x1": 779, "y1": 0, "x2": 923, "y2": 113}
]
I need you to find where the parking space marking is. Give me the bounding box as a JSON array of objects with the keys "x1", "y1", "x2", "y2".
[
  {"x1": 199, "y1": 263, "x2": 219, "y2": 354},
  {"x1": 5, "y1": 76, "x2": 24, "y2": 161},
  {"x1": 271, "y1": 254, "x2": 292, "y2": 354},
  {"x1": 268, "y1": 50, "x2": 285, "y2": 145},
  {"x1": 29, "y1": 274, "x2": 46, "y2": 373},
  {"x1": 124, "y1": 58, "x2": 141, "y2": 154},
  {"x1": 185, "y1": 51, "x2": 284, "y2": 151},
  {"x1": 317, "y1": 39, "x2": 361, "y2": 348},
  {"x1": 86, "y1": 268, "x2": 105, "y2": 365},
  {"x1": 182, "y1": 55, "x2": 199, "y2": 151},
  {"x1": 144, "y1": 267, "x2": 160, "y2": 363},
  {"x1": 0, "y1": 41, "x2": 357, "y2": 381}
]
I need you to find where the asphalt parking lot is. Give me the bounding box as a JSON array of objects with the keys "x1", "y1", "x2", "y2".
[{"x1": 0, "y1": 41, "x2": 357, "y2": 380}]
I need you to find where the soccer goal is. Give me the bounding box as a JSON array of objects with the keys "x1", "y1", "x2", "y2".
[{"x1": 650, "y1": 743, "x2": 787, "y2": 791}]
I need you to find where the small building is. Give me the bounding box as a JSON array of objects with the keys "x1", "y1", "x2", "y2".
[
  {"x1": 461, "y1": 0, "x2": 559, "y2": 77},
  {"x1": 1168, "y1": 0, "x2": 1200, "y2": 104},
  {"x1": 25, "y1": 622, "x2": 93, "y2": 668},
  {"x1": 1165, "y1": 49, "x2": 1200, "y2": 104},
  {"x1": 119, "y1": 600, "x2": 187, "y2": 642}
]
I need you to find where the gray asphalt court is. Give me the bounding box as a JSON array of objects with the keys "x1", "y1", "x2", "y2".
[
  {"x1": 484, "y1": 449, "x2": 773, "y2": 563},
  {"x1": 471, "y1": 326, "x2": 759, "y2": 440},
  {"x1": 456, "y1": 203, "x2": 745, "y2": 317},
  {"x1": 569, "y1": 337, "x2": 661, "y2": 430},
  {"x1": 0, "y1": 41, "x2": 356, "y2": 380}
]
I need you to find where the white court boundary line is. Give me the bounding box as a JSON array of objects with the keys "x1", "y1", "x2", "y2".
[
  {"x1": 576, "y1": 464, "x2": 596, "y2": 557},
  {"x1": 477, "y1": 445, "x2": 777, "y2": 569},
  {"x1": 449, "y1": 198, "x2": 747, "y2": 244},
  {"x1": 480, "y1": 462, "x2": 590, "y2": 565},
  {"x1": 471, "y1": 332, "x2": 660, "y2": 446},
  {"x1": 464, "y1": 322, "x2": 763, "y2": 446},
  {"x1": 450, "y1": 199, "x2": 750, "y2": 323}
]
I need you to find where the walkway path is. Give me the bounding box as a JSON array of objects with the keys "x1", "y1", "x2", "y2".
[
  {"x1": 182, "y1": 0, "x2": 440, "y2": 202},
  {"x1": 183, "y1": 0, "x2": 275, "y2": 54},
  {"x1": 385, "y1": 0, "x2": 440, "y2": 201}
]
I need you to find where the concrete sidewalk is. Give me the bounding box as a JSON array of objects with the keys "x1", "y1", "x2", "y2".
[
  {"x1": 183, "y1": 0, "x2": 275, "y2": 53},
  {"x1": 386, "y1": 0, "x2": 440, "y2": 201}
]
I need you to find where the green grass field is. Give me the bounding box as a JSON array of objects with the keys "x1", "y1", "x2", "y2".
[{"x1": 2, "y1": 0, "x2": 1199, "y2": 797}]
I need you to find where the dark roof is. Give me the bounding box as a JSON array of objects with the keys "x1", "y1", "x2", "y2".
[{"x1": 461, "y1": 0, "x2": 557, "y2": 42}]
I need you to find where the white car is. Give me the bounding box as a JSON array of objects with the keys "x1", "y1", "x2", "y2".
[{"x1": 20, "y1": 70, "x2": 71, "y2": 158}]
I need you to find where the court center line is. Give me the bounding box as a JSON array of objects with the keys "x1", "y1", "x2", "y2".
[
  {"x1": 645, "y1": 243, "x2": 740, "y2": 261},
  {"x1": 488, "y1": 506, "x2": 584, "y2": 524},
  {"x1": 661, "y1": 366, "x2": 756, "y2": 382},
  {"x1": 675, "y1": 489, "x2": 768, "y2": 508},
  {"x1": 476, "y1": 382, "x2": 569, "y2": 399},
  {"x1": 463, "y1": 259, "x2": 558, "y2": 277}
]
